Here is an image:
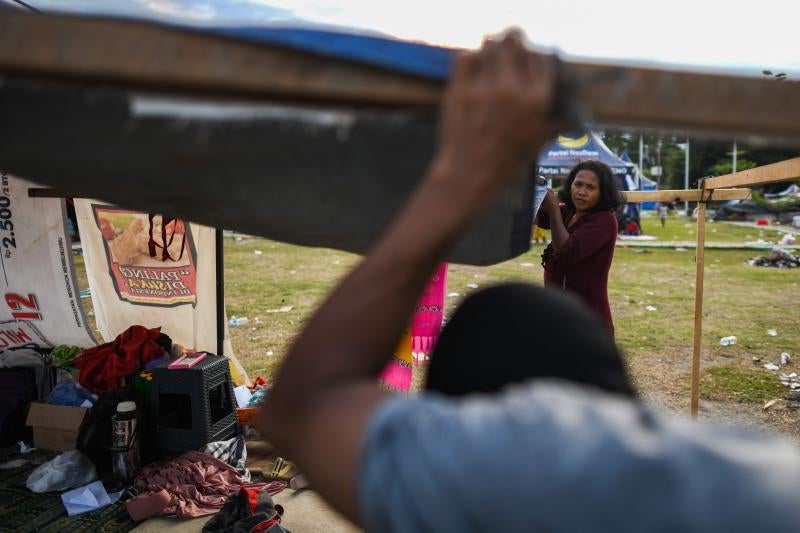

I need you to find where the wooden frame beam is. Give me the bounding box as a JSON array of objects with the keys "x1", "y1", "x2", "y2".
[
  {"x1": 573, "y1": 64, "x2": 800, "y2": 140},
  {"x1": 28, "y1": 187, "x2": 70, "y2": 198},
  {"x1": 0, "y1": 11, "x2": 441, "y2": 107},
  {"x1": 703, "y1": 157, "x2": 800, "y2": 189},
  {"x1": 2, "y1": 11, "x2": 800, "y2": 138},
  {"x1": 623, "y1": 189, "x2": 751, "y2": 203}
]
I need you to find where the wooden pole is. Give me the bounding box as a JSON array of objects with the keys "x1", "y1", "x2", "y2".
[
  {"x1": 215, "y1": 228, "x2": 225, "y2": 357},
  {"x1": 622, "y1": 188, "x2": 750, "y2": 203},
  {"x1": 3, "y1": 10, "x2": 800, "y2": 139},
  {"x1": 690, "y1": 201, "x2": 708, "y2": 418},
  {"x1": 703, "y1": 157, "x2": 800, "y2": 189},
  {"x1": 0, "y1": 10, "x2": 442, "y2": 108}
]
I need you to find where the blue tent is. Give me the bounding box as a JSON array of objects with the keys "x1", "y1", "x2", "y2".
[
  {"x1": 537, "y1": 132, "x2": 633, "y2": 179},
  {"x1": 537, "y1": 132, "x2": 641, "y2": 230}
]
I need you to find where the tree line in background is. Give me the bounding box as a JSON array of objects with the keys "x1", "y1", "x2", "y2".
[{"x1": 602, "y1": 131, "x2": 798, "y2": 191}]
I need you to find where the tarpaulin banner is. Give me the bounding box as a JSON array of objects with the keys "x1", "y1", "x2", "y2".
[
  {"x1": 0, "y1": 173, "x2": 95, "y2": 348},
  {"x1": 74, "y1": 200, "x2": 220, "y2": 354},
  {"x1": 0, "y1": 319, "x2": 52, "y2": 349}
]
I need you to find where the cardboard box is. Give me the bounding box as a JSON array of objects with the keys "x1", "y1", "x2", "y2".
[{"x1": 25, "y1": 402, "x2": 88, "y2": 452}]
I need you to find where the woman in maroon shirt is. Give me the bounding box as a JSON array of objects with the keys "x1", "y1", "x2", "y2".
[{"x1": 537, "y1": 160, "x2": 624, "y2": 338}]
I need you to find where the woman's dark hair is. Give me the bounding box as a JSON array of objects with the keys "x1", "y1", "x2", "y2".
[{"x1": 558, "y1": 160, "x2": 625, "y2": 212}]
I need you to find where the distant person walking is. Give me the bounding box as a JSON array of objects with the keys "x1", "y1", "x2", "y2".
[{"x1": 659, "y1": 203, "x2": 668, "y2": 227}]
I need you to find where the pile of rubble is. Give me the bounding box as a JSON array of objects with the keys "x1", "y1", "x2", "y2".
[{"x1": 747, "y1": 248, "x2": 800, "y2": 268}]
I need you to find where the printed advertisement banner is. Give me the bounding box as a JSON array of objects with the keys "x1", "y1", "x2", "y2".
[
  {"x1": 92, "y1": 207, "x2": 199, "y2": 307},
  {"x1": 0, "y1": 173, "x2": 96, "y2": 348},
  {"x1": 74, "y1": 200, "x2": 225, "y2": 357}
]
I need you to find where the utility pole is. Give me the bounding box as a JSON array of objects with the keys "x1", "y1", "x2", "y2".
[
  {"x1": 732, "y1": 139, "x2": 738, "y2": 174},
  {"x1": 656, "y1": 137, "x2": 663, "y2": 188},
  {"x1": 684, "y1": 136, "x2": 690, "y2": 214},
  {"x1": 639, "y1": 133, "x2": 644, "y2": 172}
]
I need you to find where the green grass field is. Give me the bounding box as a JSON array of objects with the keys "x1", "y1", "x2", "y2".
[
  {"x1": 73, "y1": 216, "x2": 800, "y2": 439},
  {"x1": 638, "y1": 212, "x2": 785, "y2": 243}
]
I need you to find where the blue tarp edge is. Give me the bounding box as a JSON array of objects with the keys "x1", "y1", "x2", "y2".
[{"x1": 212, "y1": 26, "x2": 457, "y2": 80}]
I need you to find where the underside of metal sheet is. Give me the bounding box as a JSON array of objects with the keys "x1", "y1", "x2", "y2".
[{"x1": 0, "y1": 78, "x2": 533, "y2": 265}]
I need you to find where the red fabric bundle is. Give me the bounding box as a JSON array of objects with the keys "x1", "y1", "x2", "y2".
[{"x1": 74, "y1": 325, "x2": 164, "y2": 394}]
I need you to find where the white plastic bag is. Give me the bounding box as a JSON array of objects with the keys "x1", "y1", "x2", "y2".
[{"x1": 26, "y1": 450, "x2": 97, "y2": 493}]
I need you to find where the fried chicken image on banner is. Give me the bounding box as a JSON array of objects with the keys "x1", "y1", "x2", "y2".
[{"x1": 106, "y1": 217, "x2": 148, "y2": 264}]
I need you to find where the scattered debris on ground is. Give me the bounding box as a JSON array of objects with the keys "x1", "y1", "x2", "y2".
[
  {"x1": 265, "y1": 306, "x2": 293, "y2": 313},
  {"x1": 760, "y1": 353, "x2": 800, "y2": 393}
]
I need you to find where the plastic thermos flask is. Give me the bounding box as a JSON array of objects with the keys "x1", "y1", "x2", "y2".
[{"x1": 111, "y1": 401, "x2": 140, "y2": 483}]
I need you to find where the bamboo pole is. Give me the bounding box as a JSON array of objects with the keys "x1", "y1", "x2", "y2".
[{"x1": 690, "y1": 201, "x2": 708, "y2": 418}]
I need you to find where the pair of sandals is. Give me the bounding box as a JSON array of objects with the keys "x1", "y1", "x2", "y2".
[{"x1": 264, "y1": 456, "x2": 310, "y2": 490}]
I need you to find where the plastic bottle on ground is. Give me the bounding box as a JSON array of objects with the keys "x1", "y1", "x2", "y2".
[
  {"x1": 229, "y1": 317, "x2": 249, "y2": 327},
  {"x1": 719, "y1": 336, "x2": 737, "y2": 346}
]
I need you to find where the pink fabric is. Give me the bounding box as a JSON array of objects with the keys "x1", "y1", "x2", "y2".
[
  {"x1": 132, "y1": 451, "x2": 285, "y2": 519},
  {"x1": 126, "y1": 489, "x2": 172, "y2": 521},
  {"x1": 410, "y1": 263, "x2": 448, "y2": 354},
  {"x1": 379, "y1": 359, "x2": 412, "y2": 391},
  {"x1": 379, "y1": 264, "x2": 448, "y2": 391}
]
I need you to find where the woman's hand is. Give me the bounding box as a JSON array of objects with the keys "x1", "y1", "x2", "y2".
[
  {"x1": 542, "y1": 187, "x2": 570, "y2": 249},
  {"x1": 542, "y1": 187, "x2": 560, "y2": 214}
]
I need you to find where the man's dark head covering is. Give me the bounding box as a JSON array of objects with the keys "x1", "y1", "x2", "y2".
[{"x1": 425, "y1": 283, "x2": 636, "y2": 398}]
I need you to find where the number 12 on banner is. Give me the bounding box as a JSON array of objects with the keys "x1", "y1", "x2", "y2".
[{"x1": 5, "y1": 293, "x2": 42, "y2": 320}]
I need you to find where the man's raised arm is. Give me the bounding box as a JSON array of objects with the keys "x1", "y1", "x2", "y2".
[{"x1": 259, "y1": 31, "x2": 557, "y2": 524}]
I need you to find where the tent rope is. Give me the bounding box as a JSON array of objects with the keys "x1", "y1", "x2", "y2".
[{"x1": 699, "y1": 177, "x2": 715, "y2": 203}]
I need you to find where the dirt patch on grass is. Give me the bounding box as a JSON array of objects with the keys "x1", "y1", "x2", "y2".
[{"x1": 628, "y1": 346, "x2": 800, "y2": 442}]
